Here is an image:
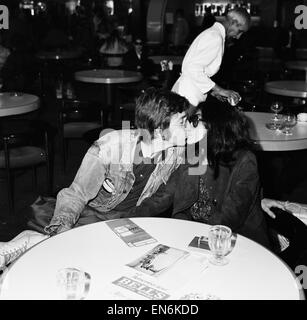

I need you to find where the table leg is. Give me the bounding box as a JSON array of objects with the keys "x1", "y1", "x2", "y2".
[{"x1": 105, "y1": 83, "x2": 121, "y2": 128}]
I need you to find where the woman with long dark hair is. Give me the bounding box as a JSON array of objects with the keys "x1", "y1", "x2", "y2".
[{"x1": 173, "y1": 101, "x2": 271, "y2": 248}]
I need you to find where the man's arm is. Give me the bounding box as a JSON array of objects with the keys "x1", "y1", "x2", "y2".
[
  {"x1": 184, "y1": 30, "x2": 241, "y2": 104},
  {"x1": 210, "y1": 83, "x2": 241, "y2": 105},
  {"x1": 106, "y1": 167, "x2": 181, "y2": 220},
  {"x1": 44, "y1": 143, "x2": 109, "y2": 234},
  {"x1": 183, "y1": 34, "x2": 223, "y2": 94}
]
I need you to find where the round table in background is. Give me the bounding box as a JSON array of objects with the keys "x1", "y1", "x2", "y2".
[
  {"x1": 75, "y1": 69, "x2": 142, "y2": 126},
  {"x1": 0, "y1": 92, "x2": 40, "y2": 117},
  {"x1": 245, "y1": 112, "x2": 307, "y2": 151},
  {"x1": 36, "y1": 49, "x2": 83, "y2": 97},
  {"x1": 0, "y1": 218, "x2": 303, "y2": 300},
  {"x1": 265, "y1": 81, "x2": 307, "y2": 98},
  {"x1": 36, "y1": 49, "x2": 83, "y2": 61},
  {"x1": 286, "y1": 61, "x2": 307, "y2": 82}
]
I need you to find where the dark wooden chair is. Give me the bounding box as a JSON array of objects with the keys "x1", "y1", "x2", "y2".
[
  {"x1": 0, "y1": 119, "x2": 53, "y2": 216},
  {"x1": 57, "y1": 99, "x2": 104, "y2": 170}
]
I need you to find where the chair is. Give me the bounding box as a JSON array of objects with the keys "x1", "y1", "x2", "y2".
[
  {"x1": 265, "y1": 205, "x2": 307, "y2": 271},
  {"x1": 0, "y1": 119, "x2": 53, "y2": 216},
  {"x1": 58, "y1": 99, "x2": 104, "y2": 170}
]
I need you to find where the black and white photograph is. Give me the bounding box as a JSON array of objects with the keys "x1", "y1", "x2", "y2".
[{"x1": 0, "y1": 0, "x2": 307, "y2": 302}]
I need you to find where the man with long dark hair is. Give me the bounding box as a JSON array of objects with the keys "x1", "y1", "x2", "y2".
[{"x1": 0, "y1": 88, "x2": 207, "y2": 268}]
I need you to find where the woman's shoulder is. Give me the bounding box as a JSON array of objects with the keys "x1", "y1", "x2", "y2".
[
  {"x1": 235, "y1": 149, "x2": 256, "y2": 163},
  {"x1": 232, "y1": 149, "x2": 258, "y2": 173}
]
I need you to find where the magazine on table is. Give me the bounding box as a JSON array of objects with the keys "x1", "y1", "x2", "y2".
[
  {"x1": 103, "y1": 244, "x2": 208, "y2": 300},
  {"x1": 106, "y1": 218, "x2": 157, "y2": 247}
]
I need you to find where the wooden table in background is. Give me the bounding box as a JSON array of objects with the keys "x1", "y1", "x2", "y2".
[
  {"x1": 245, "y1": 111, "x2": 307, "y2": 151},
  {"x1": 0, "y1": 92, "x2": 40, "y2": 117},
  {"x1": 265, "y1": 81, "x2": 307, "y2": 98},
  {"x1": 75, "y1": 69, "x2": 142, "y2": 126}
]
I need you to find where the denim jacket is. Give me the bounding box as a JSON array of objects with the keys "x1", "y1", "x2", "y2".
[{"x1": 45, "y1": 129, "x2": 185, "y2": 234}]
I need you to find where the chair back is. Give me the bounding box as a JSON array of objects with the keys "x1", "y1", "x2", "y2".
[
  {"x1": 0, "y1": 119, "x2": 53, "y2": 214},
  {"x1": 0, "y1": 119, "x2": 50, "y2": 169},
  {"x1": 59, "y1": 99, "x2": 104, "y2": 126}
]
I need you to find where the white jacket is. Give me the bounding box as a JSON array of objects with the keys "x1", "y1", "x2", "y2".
[{"x1": 172, "y1": 22, "x2": 225, "y2": 106}]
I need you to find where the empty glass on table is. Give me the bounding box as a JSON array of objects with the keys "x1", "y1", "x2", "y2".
[
  {"x1": 282, "y1": 113, "x2": 297, "y2": 136},
  {"x1": 266, "y1": 101, "x2": 284, "y2": 130},
  {"x1": 208, "y1": 225, "x2": 232, "y2": 266}
]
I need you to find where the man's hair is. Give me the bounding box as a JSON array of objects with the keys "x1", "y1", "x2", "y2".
[
  {"x1": 200, "y1": 100, "x2": 252, "y2": 178},
  {"x1": 227, "y1": 7, "x2": 251, "y2": 28},
  {"x1": 135, "y1": 87, "x2": 189, "y2": 139}
]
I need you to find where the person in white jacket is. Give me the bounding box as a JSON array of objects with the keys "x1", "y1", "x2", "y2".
[{"x1": 172, "y1": 8, "x2": 251, "y2": 106}]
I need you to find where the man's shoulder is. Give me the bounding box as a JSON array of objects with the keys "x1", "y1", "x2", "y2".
[
  {"x1": 199, "y1": 22, "x2": 224, "y2": 39},
  {"x1": 97, "y1": 129, "x2": 137, "y2": 144},
  {"x1": 91, "y1": 129, "x2": 138, "y2": 160}
]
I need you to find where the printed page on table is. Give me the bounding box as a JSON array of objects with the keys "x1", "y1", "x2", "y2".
[
  {"x1": 103, "y1": 244, "x2": 208, "y2": 300},
  {"x1": 106, "y1": 218, "x2": 157, "y2": 247}
]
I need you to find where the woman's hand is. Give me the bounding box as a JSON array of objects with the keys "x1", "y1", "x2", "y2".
[{"x1": 261, "y1": 198, "x2": 286, "y2": 218}]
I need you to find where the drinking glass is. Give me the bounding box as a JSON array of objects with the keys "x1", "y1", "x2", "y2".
[
  {"x1": 56, "y1": 268, "x2": 91, "y2": 300},
  {"x1": 270, "y1": 101, "x2": 283, "y2": 121},
  {"x1": 208, "y1": 225, "x2": 232, "y2": 266},
  {"x1": 282, "y1": 114, "x2": 297, "y2": 135}
]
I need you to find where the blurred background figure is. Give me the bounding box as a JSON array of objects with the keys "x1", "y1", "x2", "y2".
[
  {"x1": 170, "y1": 9, "x2": 190, "y2": 55},
  {"x1": 123, "y1": 38, "x2": 154, "y2": 77},
  {"x1": 1, "y1": 33, "x2": 37, "y2": 92},
  {"x1": 99, "y1": 29, "x2": 129, "y2": 68},
  {"x1": 0, "y1": 35, "x2": 10, "y2": 73}
]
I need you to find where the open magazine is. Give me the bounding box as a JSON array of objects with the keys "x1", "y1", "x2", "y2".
[
  {"x1": 127, "y1": 244, "x2": 189, "y2": 277},
  {"x1": 103, "y1": 244, "x2": 208, "y2": 300}
]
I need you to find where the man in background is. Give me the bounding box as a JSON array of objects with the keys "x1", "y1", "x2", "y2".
[{"x1": 172, "y1": 8, "x2": 250, "y2": 107}]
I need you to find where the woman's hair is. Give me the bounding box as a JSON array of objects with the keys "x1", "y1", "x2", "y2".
[
  {"x1": 200, "y1": 100, "x2": 252, "y2": 177},
  {"x1": 135, "y1": 87, "x2": 190, "y2": 141}
]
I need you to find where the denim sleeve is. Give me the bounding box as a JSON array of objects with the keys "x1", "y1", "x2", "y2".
[{"x1": 44, "y1": 143, "x2": 108, "y2": 234}]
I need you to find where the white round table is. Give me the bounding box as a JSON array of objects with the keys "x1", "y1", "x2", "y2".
[
  {"x1": 0, "y1": 92, "x2": 40, "y2": 117},
  {"x1": 265, "y1": 81, "x2": 307, "y2": 98},
  {"x1": 0, "y1": 218, "x2": 303, "y2": 300},
  {"x1": 75, "y1": 69, "x2": 142, "y2": 125},
  {"x1": 75, "y1": 69, "x2": 142, "y2": 84},
  {"x1": 286, "y1": 61, "x2": 307, "y2": 82},
  {"x1": 245, "y1": 112, "x2": 307, "y2": 151}
]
